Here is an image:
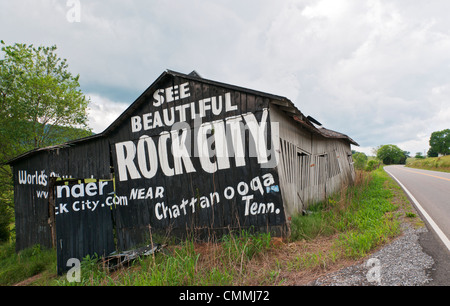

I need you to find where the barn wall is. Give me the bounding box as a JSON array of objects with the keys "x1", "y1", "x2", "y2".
[
  {"x1": 11, "y1": 137, "x2": 111, "y2": 251},
  {"x1": 269, "y1": 104, "x2": 354, "y2": 219},
  {"x1": 10, "y1": 71, "x2": 358, "y2": 259},
  {"x1": 107, "y1": 74, "x2": 287, "y2": 250}
]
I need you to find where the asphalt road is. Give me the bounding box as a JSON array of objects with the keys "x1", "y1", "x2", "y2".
[{"x1": 384, "y1": 165, "x2": 450, "y2": 285}]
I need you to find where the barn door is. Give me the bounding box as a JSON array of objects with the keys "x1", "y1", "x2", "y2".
[{"x1": 52, "y1": 178, "x2": 116, "y2": 275}]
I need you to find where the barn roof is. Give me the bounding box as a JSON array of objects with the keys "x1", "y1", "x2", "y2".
[
  {"x1": 5, "y1": 69, "x2": 358, "y2": 165},
  {"x1": 317, "y1": 127, "x2": 359, "y2": 146},
  {"x1": 99, "y1": 69, "x2": 299, "y2": 137}
]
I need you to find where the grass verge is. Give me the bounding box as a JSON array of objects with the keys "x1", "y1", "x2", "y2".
[
  {"x1": 406, "y1": 155, "x2": 450, "y2": 173},
  {"x1": 0, "y1": 243, "x2": 56, "y2": 285}
]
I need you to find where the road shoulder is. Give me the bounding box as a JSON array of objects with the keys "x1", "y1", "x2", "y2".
[{"x1": 419, "y1": 226, "x2": 450, "y2": 286}]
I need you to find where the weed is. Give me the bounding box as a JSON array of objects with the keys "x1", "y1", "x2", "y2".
[
  {"x1": 405, "y1": 212, "x2": 416, "y2": 218},
  {"x1": 0, "y1": 242, "x2": 56, "y2": 285},
  {"x1": 290, "y1": 168, "x2": 401, "y2": 259},
  {"x1": 221, "y1": 230, "x2": 271, "y2": 263}
]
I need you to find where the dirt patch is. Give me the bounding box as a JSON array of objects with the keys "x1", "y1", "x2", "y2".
[
  {"x1": 188, "y1": 233, "x2": 367, "y2": 286},
  {"x1": 13, "y1": 273, "x2": 44, "y2": 286},
  {"x1": 272, "y1": 237, "x2": 363, "y2": 285}
]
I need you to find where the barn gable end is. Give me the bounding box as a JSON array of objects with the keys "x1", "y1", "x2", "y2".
[{"x1": 7, "y1": 70, "x2": 357, "y2": 270}]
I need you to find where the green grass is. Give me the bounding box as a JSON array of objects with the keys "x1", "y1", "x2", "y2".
[
  {"x1": 290, "y1": 168, "x2": 401, "y2": 259},
  {"x1": 406, "y1": 155, "x2": 450, "y2": 173},
  {"x1": 55, "y1": 229, "x2": 273, "y2": 286},
  {"x1": 0, "y1": 243, "x2": 56, "y2": 285}
]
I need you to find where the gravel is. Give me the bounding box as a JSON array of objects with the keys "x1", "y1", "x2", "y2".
[{"x1": 309, "y1": 224, "x2": 435, "y2": 286}]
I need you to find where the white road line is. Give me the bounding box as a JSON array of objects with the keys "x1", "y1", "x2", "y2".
[{"x1": 385, "y1": 167, "x2": 450, "y2": 252}]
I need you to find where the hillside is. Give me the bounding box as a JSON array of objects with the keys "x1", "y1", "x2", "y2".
[{"x1": 406, "y1": 155, "x2": 450, "y2": 173}]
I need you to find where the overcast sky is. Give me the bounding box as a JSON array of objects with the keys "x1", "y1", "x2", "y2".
[{"x1": 1, "y1": 0, "x2": 450, "y2": 156}]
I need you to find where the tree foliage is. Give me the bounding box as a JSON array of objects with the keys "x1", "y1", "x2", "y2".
[
  {"x1": 0, "y1": 41, "x2": 92, "y2": 242},
  {"x1": 414, "y1": 152, "x2": 425, "y2": 159},
  {"x1": 352, "y1": 151, "x2": 368, "y2": 170},
  {"x1": 0, "y1": 41, "x2": 91, "y2": 154},
  {"x1": 429, "y1": 129, "x2": 450, "y2": 156},
  {"x1": 376, "y1": 144, "x2": 407, "y2": 165}
]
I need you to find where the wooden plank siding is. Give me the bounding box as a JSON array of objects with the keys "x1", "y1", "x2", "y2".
[
  {"x1": 8, "y1": 69, "x2": 357, "y2": 260},
  {"x1": 54, "y1": 179, "x2": 115, "y2": 275},
  {"x1": 107, "y1": 73, "x2": 287, "y2": 250},
  {"x1": 11, "y1": 136, "x2": 111, "y2": 251},
  {"x1": 270, "y1": 104, "x2": 355, "y2": 219}
]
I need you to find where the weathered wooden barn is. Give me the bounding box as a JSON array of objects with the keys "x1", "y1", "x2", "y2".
[{"x1": 7, "y1": 70, "x2": 357, "y2": 273}]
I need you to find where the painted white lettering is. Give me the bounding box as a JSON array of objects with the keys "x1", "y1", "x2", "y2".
[
  {"x1": 179, "y1": 82, "x2": 190, "y2": 99},
  {"x1": 212, "y1": 120, "x2": 230, "y2": 170},
  {"x1": 131, "y1": 116, "x2": 142, "y2": 132},
  {"x1": 36, "y1": 190, "x2": 48, "y2": 199},
  {"x1": 138, "y1": 188, "x2": 145, "y2": 199},
  {"x1": 158, "y1": 132, "x2": 174, "y2": 176},
  {"x1": 71, "y1": 184, "x2": 84, "y2": 198},
  {"x1": 244, "y1": 109, "x2": 269, "y2": 163},
  {"x1": 211, "y1": 96, "x2": 222, "y2": 115},
  {"x1": 115, "y1": 141, "x2": 141, "y2": 181},
  {"x1": 153, "y1": 89, "x2": 165, "y2": 106},
  {"x1": 172, "y1": 205, "x2": 180, "y2": 218},
  {"x1": 199, "y1": 98, "x2": 211, "y2": 117},
  {"x1": 143, "y1": 113, "x2": 152, "y2": 130},
  {"x1": 197, "y1": 122, "x2": 217, "y2": 173},
  {"x1": 242, "y1": 195, "x2": 254, "y2": 216},
  {"x1": 118, "y1": 111, "x2": 273, "y2": 181},
  {"x1": 153, "y1": 111, "x2": 163, "y2": 128},
  {"x1": 59, "y1": 203, "x2": 69, "y2": 214},
  {"x1": 226, "y1": 116, "x2": 246, "y2": 167},
  {"x1": 224, "y1": 186, "x2": 235, "y2": 200},
  {"x1": 57, "y1": 185, "x2": 70, "y2": 198},
  {"x1": 250, "y1": 176, "x2": 264, "y2": 196},
  {"x1": 250, "y1": 202, "x2": 258, "y2": 215},
  {"x1": 85, "y1": 182, "x2": 97, "y2": 196},
  {"x1": 72, "y1": 201, "x2": 80, "y2": 212},
  {"x1": 145, "y1": 187, "x2": 153, "y2": 199},
  {"x1": 210, "y1": 192, "x2": 220, "y2": 205},
  {"x1": 199, "y1": 196, "x2": 209, "y2": 209},
  {"x1": 137, "y1": 136, "x2": 158, "y2": 179},
  {"x1": 189, "y1": 197, "x2": 197, "y2": 213},
  {"x1": 237, "y1": 181, "x2": 249, "y2": 195},
  {"x1": 162, "y1": 107, "x2": 175, "y2": 126},
  {"x1": 155, "y1": 202, "x2": 164, "y2": 220},
  {"x1": 133, "y1": 90, "x2": 236, "y2": 133},
  {"x1": 262, "y1": 173, "x2": 275, "y2": 186},
  {"x1": 165, "y1": 86, "x2": 176, "y2": 103},
  {"x1": 155, "y1": 186, "x2": 164, "y2": 198},
  {"x1": 171, "y1": 128, "x2": 196, "y2": 175},
  {"x1": 180, "y1": 198, "x2": 188, "y2": 215},
  {"x1": 224, "y1": 92, "x2": 237, "y2": 112},
  {"x1": 98, "y1": 181, "x2": 108, "y2": 195},
  {"x1": 129, "y1": 188, "x2": 140, "y2": 200}
]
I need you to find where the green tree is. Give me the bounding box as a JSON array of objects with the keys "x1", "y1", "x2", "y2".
[
  {"x1": 376, "y1": 144, "x2": 407, "y2": 165},
  {"x1": 352, "y1": 151, "x2": 368, "y2": 170},
  {"x1": 429, "y1": 129, "x2": 450, "y2": 156},
  {"x1": 414, "y1": 152, "x2": 425, "y2": 159},
  {"x1": 0, "y1": 41, "x2": 92, "y2": 242},
  {"x1": 365, "y1": 159, "x2": 379, "y2": 171},
  {"x1": 427, "y1": 146, "x2": 439, "y2": 158}
]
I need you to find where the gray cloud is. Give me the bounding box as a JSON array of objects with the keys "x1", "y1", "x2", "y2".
[{"x1": 1, "y1": 0, "x2": 449, "y2": 155}]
